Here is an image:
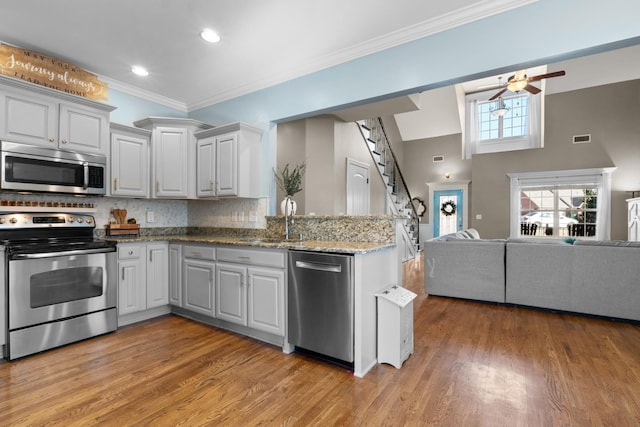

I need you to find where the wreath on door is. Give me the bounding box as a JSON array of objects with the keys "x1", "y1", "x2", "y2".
[{"x1": 440, "y1": 200, "x2": 457, "y2": 216}]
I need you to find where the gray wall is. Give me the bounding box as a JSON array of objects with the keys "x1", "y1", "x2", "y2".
[
  {"x1": 401, "y1": 80, "x2": 640, "y2": 240},
  {"x1": 276, "y1": 116, "x2": 387, "y2": 215},
  {"x1": 453, "y1": 80, "x2": 639, "y2": 239},
  {"x1": 402, "y1": 133, "x2": 472, "y2": 223}
]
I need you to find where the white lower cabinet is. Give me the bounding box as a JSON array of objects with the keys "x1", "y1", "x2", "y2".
[
  {"x1": 216, "y1": 247, "x2": 286, "y2": 336},
  {"x1": 216, "y1": 263, "x2": 247, "y2": 325},
  {"x1": 117, "y1": 242, "x2": 169, "y2": 320},
  {"x1": 247, "y1": 267, "x2": 285, "y2": 336},
  {"x1": 182, "y1": 245, "x2": 216, "y2": 317}
]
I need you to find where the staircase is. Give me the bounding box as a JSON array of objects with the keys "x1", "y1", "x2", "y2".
[{"x1": 356, "y1": 118, "x2": 420, "y2": 258}]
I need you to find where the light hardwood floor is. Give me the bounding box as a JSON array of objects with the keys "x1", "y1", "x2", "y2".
[{"x1": 1, "y1": 253, "x2": 639, "y2": 426}]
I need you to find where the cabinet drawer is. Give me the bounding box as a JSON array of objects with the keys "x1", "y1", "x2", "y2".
[
  {"x1": 118, "y1": 245, "x2": 142, "y2": 260},
  {"x1": 217, "y1": 247, "x2": 285, "y2": 268},
  {"x1": 182, "y1": 245, "x2": 216, "y2": 260}
]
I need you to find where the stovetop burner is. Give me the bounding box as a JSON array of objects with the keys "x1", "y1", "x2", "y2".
[{"x1": 0, "y1": 212, "x2": 113, "y2": 255}]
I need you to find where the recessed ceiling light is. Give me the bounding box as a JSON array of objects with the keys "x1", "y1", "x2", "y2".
[
  {"x1": 200, "y1": 29, "x2": 220, "y2": 43},
  {"x1": 131, "y1": 65, "x2": 149, "y2": 77}
]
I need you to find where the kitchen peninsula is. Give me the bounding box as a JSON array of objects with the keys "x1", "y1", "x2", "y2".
[{"x1": 108, "y1": 214, "x2": 401, "y2": 378}]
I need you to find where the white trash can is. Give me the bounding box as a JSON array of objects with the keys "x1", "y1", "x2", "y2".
[{"x1": 375, "y1": 284, "x2": 417, "y2": 369}]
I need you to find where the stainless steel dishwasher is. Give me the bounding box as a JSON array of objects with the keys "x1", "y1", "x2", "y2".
[{"x1": 288, "y1": 250, "x2": 354, "y2": 364}]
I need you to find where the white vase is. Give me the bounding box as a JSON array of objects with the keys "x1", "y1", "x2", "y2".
[{"x1": 280, "y1": 197, "x2": 297, "y2": 216}]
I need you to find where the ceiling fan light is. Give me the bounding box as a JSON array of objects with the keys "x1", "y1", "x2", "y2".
[
  {"x1": 491, "y1": 107, "x2": 509, "y2": 117},
  {"x1": 491, "y1": 97, "x2": 509, "y2": 117},
  {"x1": 507, "y1": 79, "x2": 527, "y2": 92}
]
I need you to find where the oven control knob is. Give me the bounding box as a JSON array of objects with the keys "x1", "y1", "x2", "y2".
[
  {"x1": 68, "y1": 216, "x2": 74, "y2": 222},
  {"x1": 86, "y1": 217, "x2": 93, "y2": 224},
  {"x1": 76, "y1": 217, "x2": 84, "y2": 223},
  {"x1": 0, "y1": 218, "x2": 5, "y2": 224},
  {"x1": 9, "y1": 217, "x2": 18, "y2": 224}
]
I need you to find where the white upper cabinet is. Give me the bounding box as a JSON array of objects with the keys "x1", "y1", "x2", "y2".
[
  {"x1": 134, "y1": 117, "x2": 212, "y2": 199},
  {"x1": 110, "y1": 123, "x2": 150, "y2": 197},
  {"x1": 194, "y1": 122, "x2": 262, "y2": 198},
  {"x1": 196, "y1": 136, "x2": 216, "y2": 198},
  {"x1": 0, "y1": 76, "x2": 114, "y2": 155}
]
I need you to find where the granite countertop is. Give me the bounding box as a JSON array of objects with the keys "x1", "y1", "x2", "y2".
[{"x1": 106, "y1": 234, "x2": 395, "y2": 254}]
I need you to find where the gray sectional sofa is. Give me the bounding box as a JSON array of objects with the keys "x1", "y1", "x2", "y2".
[
  {"x1": 424, "y1": 230, "x2": 640, "y2": 322},
  {"x1": 423, "y1": 229, "x2": 506, "y2": 303}
]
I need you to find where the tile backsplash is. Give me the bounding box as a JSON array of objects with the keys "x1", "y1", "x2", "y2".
[{"x1": 0, "y1": 193, "x2": 268, "y2": 230}]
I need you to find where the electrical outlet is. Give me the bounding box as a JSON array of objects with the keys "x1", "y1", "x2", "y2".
[{"x1": 146, "y1": 211, "x2": 155, "y2": 223}]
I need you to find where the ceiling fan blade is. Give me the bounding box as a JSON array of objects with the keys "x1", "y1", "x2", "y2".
[
  {"x1": 523, "y1": 84, "x2": 541, "y2": 95},
  {"x1": 527, "y1": 70, "x2": 566, "y2": 82},
  {"x1": 489, "y1": 88, "x2": 508, "y2": 101}
]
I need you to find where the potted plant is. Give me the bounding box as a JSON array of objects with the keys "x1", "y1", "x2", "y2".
[{"x1": 274, "y1": 162, "x2": 306, "y2": 215}]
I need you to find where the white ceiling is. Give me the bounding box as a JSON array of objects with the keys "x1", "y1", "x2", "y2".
[
  {"x1": 1, "y1": 1, "x2": 639, "y2": 143},
  {"x1": 0, "y1": 0, "x2": 535, "y2": 110}
]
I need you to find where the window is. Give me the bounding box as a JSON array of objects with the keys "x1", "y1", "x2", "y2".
[
  {"x1": 465, "y1": 91, "x2": 542, "y2": 159},
  {"x1": 478, "y1": 95, "x2": 528, "y2": 140},
  {"x1": 508, "y1": 168, "x2": 614, "y2": 240},
  {"x1": 519, "y1": 187, "x2": 598, "y2": 238}
]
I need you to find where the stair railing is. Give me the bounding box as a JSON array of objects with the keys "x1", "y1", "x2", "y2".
[{"x1": 358, "y1": 117, "x2": 420, "y2": 250}]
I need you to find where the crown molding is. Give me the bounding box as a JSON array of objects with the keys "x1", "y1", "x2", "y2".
[
  {"x1": 100, "y1": 75, "x2": 188, "y2": 112},
  {"x1": 187, "y1": 0, "x2": 538, "y2": 110}
]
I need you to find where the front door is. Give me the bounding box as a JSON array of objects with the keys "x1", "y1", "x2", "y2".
[{"x1": 433, "y1": 189, "x2": 463, "y2": 237}]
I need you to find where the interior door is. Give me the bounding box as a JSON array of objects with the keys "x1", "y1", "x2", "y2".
[
  {"x1": 346, "y1": 158, "x2": 369, "y2": 215},
  {"x1": 433, "y1": 189, "x2": 463, "y2": 237}
]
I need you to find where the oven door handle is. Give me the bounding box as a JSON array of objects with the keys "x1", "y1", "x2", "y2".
[{"x1": 10, "y1": 247, "x2": 116, "y2": 260}]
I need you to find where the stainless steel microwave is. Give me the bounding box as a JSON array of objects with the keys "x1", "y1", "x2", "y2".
[{"x1": 0, "y1": 141, "x2": 106, "y2": 195}]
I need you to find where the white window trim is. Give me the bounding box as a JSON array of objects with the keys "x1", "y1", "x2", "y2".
[
  {"x1": 507, "y1": 168, "x2": 616, "y2": 239},
  {"x1": 464, "y1": 90, "x2": 544, "y2": 159}
]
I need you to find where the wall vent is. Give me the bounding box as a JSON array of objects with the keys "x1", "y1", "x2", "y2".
[
  {"x1": 572, "y1": 134, "x2": 591, "y2": 144},
  {"x1": 433, "y1": 155, "x2": 444, "y2": 163}
]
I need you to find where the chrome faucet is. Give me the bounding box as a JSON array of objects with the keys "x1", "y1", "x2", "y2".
[{"x1": 284, "y1": 196, "x2": 295, "y2": 240}]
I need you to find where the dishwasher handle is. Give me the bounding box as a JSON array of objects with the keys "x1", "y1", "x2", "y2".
[{"x1": 295, "y1": 260, "x2": 342, "y2": 273}]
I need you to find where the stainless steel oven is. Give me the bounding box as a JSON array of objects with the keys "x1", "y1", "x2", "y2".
[
  {"x1": 1, "y1": 141, "x2": 106, "y2": 195},
  {"x1": 1, "y1": 212, "x2": 117, "y2": 360}
]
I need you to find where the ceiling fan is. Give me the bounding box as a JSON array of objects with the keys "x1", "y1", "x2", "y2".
[{"x1": 489, "y1": 70, "x2": 566, "y2": 101}]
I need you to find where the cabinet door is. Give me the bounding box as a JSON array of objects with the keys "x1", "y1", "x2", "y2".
[
  {"x1": 147, "y1": 243, "x2": 169, "y2": 308},
  {"x1": 118, "y1": 258, "x2": 147, "y2": 316},
  {"x1": 153, "y1": 126, "x2": 189, "y2": 198},
  {"x1": 215, "y1": 132, "x2": 238, "y2": 196},
  {"x1": 215, "y1": 263, "x2": 247, "y2": 325},
  {"x1": 247, "y1": 267, "x2": 285, "y2": 336},
  {"x1": 59, "y1": 103, "x2": 109, "y2": 154},
  {"x1": 0, "y1": 88, "x2": 58, "y2": 147},
  {"x1": 183, "y1": 258, "x2": 215, "y2": 317},
  {"x1": 169, "y1": 244, "x2": 182, "y2": 306},
  {"x1": 196, "y1": 136, "x2": 216, "y2": 197},
  {"x1": 111, "y1": 130, "x2": 149, "y2": 197}
]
